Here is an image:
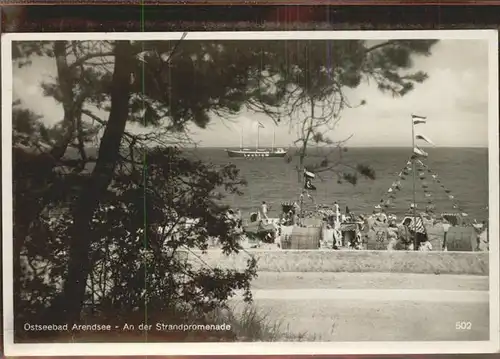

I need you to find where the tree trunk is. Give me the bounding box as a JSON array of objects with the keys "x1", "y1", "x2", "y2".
[
  {"x1": 13, "y1": 41, "x2": 77, "y2": 296},
  {"x1": 46, "y1": 41, "x2": 134, "y2": 325}
]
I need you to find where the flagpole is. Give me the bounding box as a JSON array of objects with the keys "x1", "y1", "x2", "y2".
[
  {"x1": 411, "y1": 115, "x2": 417, "y2": 251},
  {"x1": 272, "y1": 127, "x2": 275, "y2": 152},
  {"x1": 300, "y1": 170, "x2": 305, "y2": 227}
]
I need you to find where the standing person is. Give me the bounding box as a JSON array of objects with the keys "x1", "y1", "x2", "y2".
[
  {"x1": 387, "y1": 220, "x2": 399, "y2": 250},
  {"x1": 378, "y1": 209, "x2": 388, "y2": 224},
  {"x1": 442, "y1": 218, "x2": 451, "y2": 251},
  {"x1": 259, "y1": 201, "x2": 269, "y2": 223},
  {"x1": 333, "y1": 220, "x2": 342, "y2": 248},
  {"x1": 333, "y1": 201, "x2": 340, "y2": 223},
  {"x1": 472, "y1": 220, "x2": 486, "y2": 251},
  {"x1": 399, "y1": 218, "x2": 413, "y2": 250}
]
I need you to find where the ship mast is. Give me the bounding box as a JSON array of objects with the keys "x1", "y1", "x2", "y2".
[
  {"x1": 256, "y1": 125, "x2": 260, "y2": 150},
  {"x1": 240, "y1": 128, "x2": 243, "y2": 149},
  {"x1": 272, "y1": 127, "x2": 275, "y2": 152}
]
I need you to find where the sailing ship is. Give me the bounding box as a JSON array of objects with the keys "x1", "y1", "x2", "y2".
[{"x1": 226, "y1": 122, "x2": 287, "y2": 158}]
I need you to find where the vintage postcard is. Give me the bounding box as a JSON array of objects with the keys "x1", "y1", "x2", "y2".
[{"x1": 2, "y1": 30, "x2": 499, "y2": 356}]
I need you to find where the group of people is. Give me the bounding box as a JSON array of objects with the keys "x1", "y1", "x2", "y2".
[{"x1": 246, "y1": 199, "x2": 489, "y2": 253}]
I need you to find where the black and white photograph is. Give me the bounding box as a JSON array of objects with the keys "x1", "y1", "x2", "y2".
[{"x1": 2, "y1": 30, "x2": 499, "y2": 356}]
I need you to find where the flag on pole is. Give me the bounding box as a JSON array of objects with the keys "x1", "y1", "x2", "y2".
[
  {"x1": 304, "y1": 169, "x2": 316, "y2": 190},
  {"x1": 412, "y1": 114, "x2": 427, "y2": 125},
  {"x1": 304, "y1": 179, "x2": 317, "y2": 191},
  {"x1": 304, "y1": 170, "x2": 316, "y2": 179},
  {"x1": 413, "y1": 146, "x2": 429, "y2": 158},
  {"x1": 415, "y1": 134, "x2": 435, "y2": 146}
]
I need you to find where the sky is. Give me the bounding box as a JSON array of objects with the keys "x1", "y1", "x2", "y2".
[{"x1": 12, "y1": 39, "x2": 490, "y2": 148}]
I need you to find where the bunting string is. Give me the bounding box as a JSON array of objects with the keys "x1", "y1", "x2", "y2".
[
  {"x1": 415, "y1": 160, "x2": 436, "y2": 213},
  {"x1": 376, "y1": 155, "x2": 470, "y2": 219},
  {"x1": 377, "y1": 156, "x2": 415, "y2": 210}
]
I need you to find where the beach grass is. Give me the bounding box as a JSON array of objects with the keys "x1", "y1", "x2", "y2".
[{"x1": 208, "y1": 304, "x2": 312, "y2": 342}]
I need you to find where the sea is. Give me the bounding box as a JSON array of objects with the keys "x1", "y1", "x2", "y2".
[{"x1": 186, "y1": 147, "x2": 489, "y2": 222}]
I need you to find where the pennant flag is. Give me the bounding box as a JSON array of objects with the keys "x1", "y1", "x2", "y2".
[
  {"x1": 416, "y1": 134, "x2": 435, "y2": 146},
  {"x1": 412, "y1": 114, "x2": 427, "y2": 125},
  {"x1": 304, "y1": 179, "x2": 316, "y2": 191},
  {"x1": 413, "y1": 147, "x2": 428, "y2": 158},
  {"x1": 304, "y1": 170, "x2": 315, "y2": 179},
  {"x1": 258, "y1": 122, "x2": 265, "y2": 128}
]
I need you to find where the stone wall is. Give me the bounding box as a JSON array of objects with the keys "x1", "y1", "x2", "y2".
[{"x1": 187, "y1": 249, "x2": 489, "y2": 275}]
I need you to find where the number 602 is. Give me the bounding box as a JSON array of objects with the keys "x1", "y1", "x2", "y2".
[{"x1": 455, "y1": 321, "x2": 472, "y2": 330}]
